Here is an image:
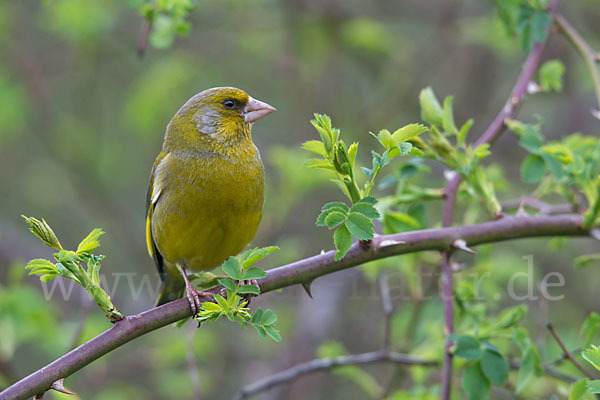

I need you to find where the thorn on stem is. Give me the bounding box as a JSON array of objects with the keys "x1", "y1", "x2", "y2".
[
  {"x1": 51, "y1": 378, "x2": 75, "y2": 396},
  {"x1": 301, "y1": 281, "x2": 313, "y2": 298},
  {"x1": 591, "y1": 108, "x2": 600, "y2": 121},
  {"x1": 451, "y1": 239, "x2": 475, "y2": 254},
  {"x1": 590, "y1": 228, "x2": 600, "y2": 241}
]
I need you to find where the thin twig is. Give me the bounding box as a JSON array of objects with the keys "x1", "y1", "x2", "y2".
[
  {"x1": 0, "y1": 214, "x2": 589, "y2": 400},
  {"x1": 502, "y1": 196, "x2": 575, "y2": 215},
  {"x1": 555, "y1": 14, "x2": 600, "y2": 118},
  {"x1": 137, "y1": 19, "x2": 153, "y2": 58},
  {"x1": 438, "y1": 2, "x2": 561, "y2": 396},
  {"x1": 546, "y1": 323, "x2": 595, "y2": 380},
  {"x1": 379, "y1": 272, "x2": 394, "y2": 351},
  {"x1": 234, "y1": 351, "x2": 438, "y2": 400},
  {"x1": 440, "y1": 251, "x2": 454, "y2": 400}
]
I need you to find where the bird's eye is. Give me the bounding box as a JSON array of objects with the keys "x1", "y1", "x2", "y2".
[{"x1": 223, "y1": 99, "x2": 235, "y2": 109}]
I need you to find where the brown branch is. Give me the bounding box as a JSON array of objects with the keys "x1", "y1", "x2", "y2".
[
  {"x1": 379, "y1": 272, "x2": 395, "y2": 352},
  {"x1": 547, "y1": 323, "x2": 596, "y2": 380},
  {"x1": 438, "y1": 2, "x2": 561, "y2": 397},
  {"x1": 0, "y1": 214, "x2": 589, "y2": 400},
  {"x1": 555, "y1": 14, "x2": 600, "y2": 119},
  {"x1": 502, "y1": 196, "x2": 575, "y2": 215},
  {"x1": 234, "y1": 351, "x2": 438, "y2": 400}
]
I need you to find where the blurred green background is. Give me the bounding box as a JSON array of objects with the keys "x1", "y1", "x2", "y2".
[{"x1": 1, "y1": 0, "x2": 599, "y2": 399}]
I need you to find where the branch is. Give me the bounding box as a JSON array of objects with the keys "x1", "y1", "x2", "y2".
[
  {"x1": 555, "y1": 14, "x2": 600, "y2": 119},
  {"x1": 547, "y1": 323, "x2": 596, "y2": 380},
  {"x1": 0, "y1": 214, "x2": 589, "y2": 400},
  {"x1": 502, "y1": 196, "x2": 575, "y2": 215},
  {"x1": 438, "y1": 1, "x2": 561, "y2": 395},
  {"x1": 234, "y1": 351, "x2": 438, "y2": 400}
]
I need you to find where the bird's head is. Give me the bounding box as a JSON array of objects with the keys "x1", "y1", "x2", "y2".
[{"x1": 165, "y1": 87, "x2": 276, "y2": 152}]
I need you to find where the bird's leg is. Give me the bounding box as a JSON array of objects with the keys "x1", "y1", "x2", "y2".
[{"x1": 178, "y1": 265, "x2": 212, "y2": 316}]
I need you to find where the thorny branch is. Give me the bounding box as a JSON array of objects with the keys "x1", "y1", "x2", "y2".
[
  {"x1": 438, "y1": 0, "x2": 561, "y2": 397},
  {"x1": 0, "y1": 214, "x2": 589, "y2": 400}
]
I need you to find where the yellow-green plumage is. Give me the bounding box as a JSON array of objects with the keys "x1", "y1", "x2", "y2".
[{"x1": 146, "y1": 87, "x2": 273, "y2": 305}]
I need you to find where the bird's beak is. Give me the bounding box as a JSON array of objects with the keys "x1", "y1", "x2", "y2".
[{"x1": 243, "y1": 97, "x2": 276, "y2": 124}]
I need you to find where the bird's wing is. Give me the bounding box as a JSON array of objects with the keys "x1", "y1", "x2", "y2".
[{"x1": 146, "y1": 152, "x2": 169, "y2": 278}]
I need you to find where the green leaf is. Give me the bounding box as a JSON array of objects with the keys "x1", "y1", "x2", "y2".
[
  {"x1": 325, "y1": 211, "x2": 348, "y2": 229},
  {"x1": 442, "y1": 96, "x2": 458, "y2": 134},
  {"x1": 391, "y1": 123, "x2": 428, "y2": 142},
  {"x1": 261, "y1": 309, "x2": 278, "y2": 325},
  {"x1": 322, "y1": 202, "x2": 350, "y2": 213},
  {"x1": 302, "y1": 140, "x2": 328, "y2": 157},
  {"x1": 458, "y1": 118, "x2": 474, "y2": 147},
  {"x1": 218, "y1": 278, "x2": 236, "y2": 291},
  {"x1": 569, "y1": 379, "x2": 589, "y2": 400},
  {"x1": 264, "y1": 325, "x2": 281, "y2": 342},
  {"x1": 588, "y1": 380, "x2": 600, "y2": 394},
  {"x1": 450, "y1": 334, "x2": 482, "y2": 361},
  {"x1": 22, "y1": 216, "x2": 63, "y2": 250},
  {"x1": 254, "y1": 325, "x2": 267, "y2": 338},
  {"x1": 539, "y1": 60, "x2": 565, "y2": 92},
  {"x1": 347, "y1": 142, "x2": 358, "y2": 169},
  {"x1": 513, "y1": 328, "x2": 542, "y2": 393},
  {"x1": 345, "y1": 212, "x2": 374, "y2": 240},
  {"x1": 222, "y1": 257, "x2": 242, "y2": 280},
  {"x1": 541, "y1": 152, "x2": 565, "y2": 181},
  {"x1": 237, "y1": 285, "x2": 260, "y2": 295},
  {"x1": 349, "y1": 202, "x2": 380, "y2": 219},
  {"x1": 582, "y1": 345, "x2": 600, "y2": 371},
  {"x1": 495, "y1": 305, "x2": 528, "y2": 330},
  {"x1": 530, "y1": 11, "x2": 551, "y2": 44},
  {"x1": 76, "y1": 228, "x2": 104, "y2": 257},
  {"x1": 252, "y1": 308, "x2": 264, "y2": 323},
  {"x1": 305, "y1": 158, "x2": 335, "y2": 170},
  {"x1": 239, "y1": 246, "x2": 279, "y2": 269},
  {"x1": 580, "y1": 313, "x2": 600, "y2": 348},
  {"x1": 462, "y1": 362, "x2": 490, "y2": 400},
  {"x1": 481, "y1": 348, "x2": 509, "y2": 385},
  {"x1": 214, "y1": 294, "x2": 229, "y2": 310},
  {"x1": 521, "y1": 154, "x2": 547, "y2": 183},
  {"x1": 358, "y1": 196, "x2": 377, "y2": 205},
  {"x1": 201, "y1": 302, "x2": 222, "y2": 312},
  {"x1": 419, "y1": 87, "x2": 443, "y2": 126},
  {"x1": 243, "y1": 267, "x2": 267, "y2": 280},
  {"x1": 376, "y1": 129, "x2": 395, "y2": 151},
  {"x1": 334, "y1": 225, "x2": 353, "y2": 261}
]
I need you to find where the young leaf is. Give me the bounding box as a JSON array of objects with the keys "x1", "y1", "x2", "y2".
[
  {"x1": 345, "y1": 212, "x2": 374, "y2": 240},
  {"x1": 391, "y1": 123, "x2": 428, "y2": 143},
  {"x1": 462, "y1": 362, "x2": 490, "y2": 400},
  {"x1": 580, "y1": 313, "x2": 600, "y2": 348},
  {"x1": 539, "y1": 60, "x2": 565, "y2": 92},
  {"x1": 349, "y1": 202, "x2": 380, "y2": 219},
  {"x1": 237, "y1": 285, "x2": 260, "y2": 295},
  {"x1": 325, "y1": 211, "x2": 347, "y2": 229},
  {"x1": 261, "y1": 309, "x2": 278, "y2": 325},
  {"x1": 588, "y1": 380, "x2": 600, "y2": 394},
  {"x1": 480, "y1": 347, "x2": 509, "y2": 385},
  {"x1": 450, "y1": 334, "x2": 482, "y2": 361},
  {"x1": 214, "y1": 294, "x2": 229, "y2": 310},
  {"x1": 264, "y1": 325, "x2": 281, "y2": 342},
  {"x1": 322, "y1": 202, "x2": 350, "y2": 213},
  {"x1": 442, "y1": 96, "x2": 458, "y2": 135},
  {"x1": 334, "y1": 225, "x2": 353, "y2": 261},
  {"x1": 218, "y1": 278, "x2": 236, "y2": 291},
  {"x1": 302, "y1": 140, "x2": 328, "y2": 157},
  {"x1": 243, "y1": 267, "x2": 267, "y2": 280},
  {"x1": 569, "y1": 379, "x2": 589, "y2": 400},
  {"x1": 419, "y1": 87, "x2": 443, "y2": 126},
  {"x1": 582, "y1": 345, "x2": 600, "y2": 371},
  {"x1": 458, "y1": 119, "x2": 474, "y2": 147},
  {"x1": 201, "y1": 302, "x2": 222, "y2": 312},
  {"x1": 521, "y1": 154, "x2": 547, "y2": 183},
  {"x1": 76, "y1": 228, "x2": 104, "y2": 257},
  {"x1": 222, "y1": 257, "x2": 242, "y2": 280},
  {"x1": 22, "y1": 216, "x2": 63, "y2": 250},
  {"x1": 239, "y1": 246, "x2": 279, "y2": 269}
]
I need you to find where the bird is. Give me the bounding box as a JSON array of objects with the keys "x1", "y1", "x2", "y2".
[{"x1": 145, "y1": 87, "x2": 276, "y2": 314}]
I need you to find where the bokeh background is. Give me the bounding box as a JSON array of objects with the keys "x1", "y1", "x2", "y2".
[{"x1": 1, "y1": 0, "x2": 599, "y2": 399}]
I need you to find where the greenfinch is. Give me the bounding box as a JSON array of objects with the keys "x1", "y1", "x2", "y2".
[{"x1": 146, "y1": 87, "x2": 275, "y2": 312}]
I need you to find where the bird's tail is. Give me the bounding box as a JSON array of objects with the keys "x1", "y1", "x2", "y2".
[{"x1": 155, "y1": 261, "x2": 186, "y2": 306}]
